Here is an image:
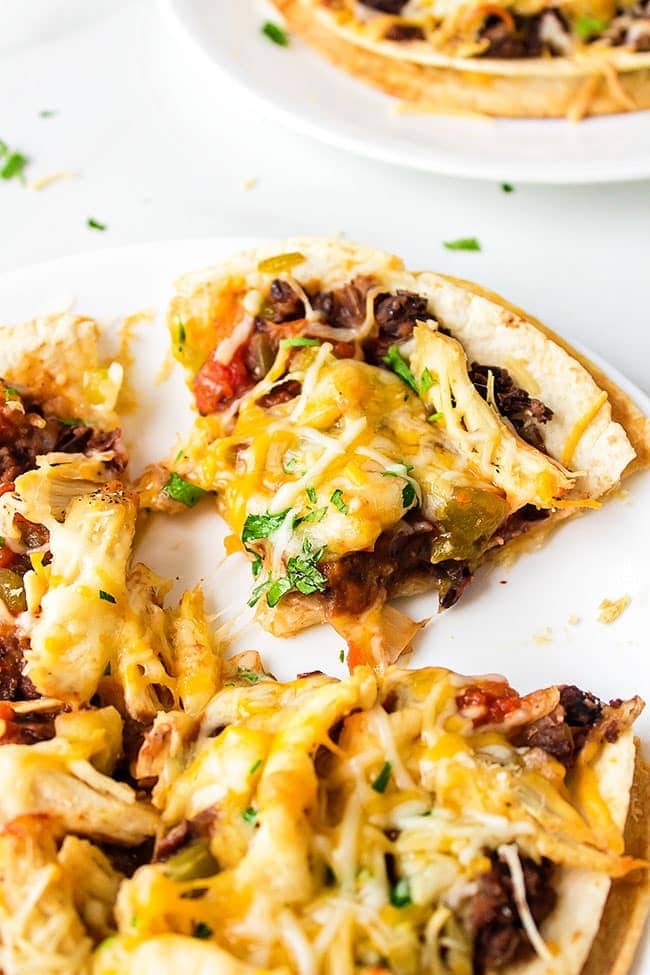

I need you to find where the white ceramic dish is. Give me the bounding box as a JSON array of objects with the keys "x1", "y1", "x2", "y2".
[{"x1": 163, "y1": 0, "x2": 650, "y2": 183}]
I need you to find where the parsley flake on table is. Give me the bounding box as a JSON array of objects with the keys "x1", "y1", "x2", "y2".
[
  {"x1": 0, "y1": 147, "x2": 28, "y2": 183},
  {"x1": 443, "y1": 237, "x2": 481, "y2": 252},
  {"x1": 87, "y1": 217, "x2": 107, "y2": 231}
]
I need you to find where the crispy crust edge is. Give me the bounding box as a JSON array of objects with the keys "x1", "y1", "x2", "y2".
[
  {"x1": 582, "y1": 744, "x2": 650, "y2": 975},
  {"x1": 273, "y1": 0, "x2": 650, "y2": 117}
]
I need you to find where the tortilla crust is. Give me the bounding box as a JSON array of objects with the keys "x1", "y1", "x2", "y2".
[
  {"x1": 582, "y1": 745, "x2": 650, "y2": 975},
  {"x1": 274, "y1": 0, "x2": 650, "y2": 117}
]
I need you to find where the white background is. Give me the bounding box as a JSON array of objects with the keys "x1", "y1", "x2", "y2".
[{"x1": 1, "y1": 0, "x2": 649, "y2": 394}]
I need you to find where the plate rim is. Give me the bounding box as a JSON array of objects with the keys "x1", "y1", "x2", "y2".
[{"x1": 162, "y1": 0, "x2": 650, "y2": 185}]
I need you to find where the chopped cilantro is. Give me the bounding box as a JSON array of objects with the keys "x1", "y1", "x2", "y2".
[
  {"x1": 371, "y1": 761, "x2": 392, "y2": 793},
  {"x1": 390, "y1": 878, "x2": 412, "y2": 907},
  {"x1": 283, "y1": 454, "x2": 299, "y2": 473},
  {"x1": 99, "y1": 590, "x2": 116, "y2": 604},
  {"x1": 192, "y1": 922, "x2": 213, "y2": 940},
  {"x1": 0, "y1": 537, "x2": 4, "y2": 547},
  {"x1": 4, "y1": 386, "x2": 19, "y2": 401},
  {"x1": 575, "y1": 13, "x2": 608, "y2": 37},
  {"x1": 247, "y1": 549, "x2": 263, "y2": 578},
  {"x1": 176, "y1": 319, "x2": 186, "y2": 346},
  {"x1": 266, "y1": 577, "x2": 293, "y2": 606},
  {"x1": 330, "y1": 489, "x2": 348, "y2": 514},
  {"x1": 286, "y1": 540, "x2": 327, "y2": 596},
  {"x1": 39, "y1": 110, "x2": 56, "y2": 119},
  {"x1": 0, "y1": 151, "x2": 27, "y2": 182},
  {"x1": 174, "y1": 448, "x2": 184, "y2": 463},
  {"x1": 237, "y1": 667, "x2": 261, "y2": 683},
  {"x1": 427, "y1": 412, "x2": 444, "y2": 424},
  {"x1": 401, "y1": 482, "x2": 416, "y2": 508},
  {"x1": 164, "y1": 472, "x2": 207, "y2": 507},
  {"x1": 242, "y1": 509, "x2": 289, "y2": 542},
  {"x1": 381, "y1": 463, "x2": 419, "y2": 510},
  {"x1": 56, "y1": 416, "x2": 83, "y2": 427},
  {"x1": 279, "y1": 336, "x2": 320, "y2": 348},
  {"x1": 339, "y1": 649, "x2": 345, "y2": 663},
  {"x1": 261, "y1": 20, "x2": 289, "y2": 45},
  {"x1": 501, "y1": 182, "x2": 514, "y2": 193},
  {"x1": 242, "y1": 807, "x2": 257, "y2": 825},
  {"x1": 296, "y1": 506, "x2": 327, "y2": 526},
  {"x1": 383, "y1": 345, "x2": 418, "y2": 392},
  {"x1": 443, "y1": 237, "x2": 481, "y2": 252},
  {"x1": 248, "y1": 577, "x2": 271, "y2": 607},
  {"x1": 87, "y1": 217, "x2": 107, "y2": 231},
  {"x1": 306, "y1": 486, "x2": 317, "y2": 504},
  {"x1": 419, "y1": 368, "x2": 436, "y2": 393},
  {"x1": 249, "y1": 758, "x2": 262, "y2": 775}
]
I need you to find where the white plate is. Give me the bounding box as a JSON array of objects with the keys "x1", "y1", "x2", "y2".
[
  {"x1": 164, "y1": 0, "x2": 650, "y2": 183},
  {"x1": 1, "y1": 238, "x2": 647, "y2": 967}
]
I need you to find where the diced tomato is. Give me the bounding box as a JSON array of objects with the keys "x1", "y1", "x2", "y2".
[
  {"x1": 456, "y1": 681, "x2": 522, "y2": 727},
  {"x1": 0, "y1": 544, "x2": 15, "y2": 569},
  {"x1": 193, "y1": 346, "x2": 253, "y2": 415}
]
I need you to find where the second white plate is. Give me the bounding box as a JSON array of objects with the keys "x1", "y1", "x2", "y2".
[{"x1": 164, "y1": 0, "x2": 650, "y2": 183}]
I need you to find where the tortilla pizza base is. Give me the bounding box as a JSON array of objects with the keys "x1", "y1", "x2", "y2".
[{"x1": 274, "y1": 0, "x2": 650, "y2": 117}]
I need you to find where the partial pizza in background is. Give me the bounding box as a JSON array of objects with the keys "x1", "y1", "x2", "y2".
[{"x1": 271, "y1": 0, "x2": 650, "y2": 118}]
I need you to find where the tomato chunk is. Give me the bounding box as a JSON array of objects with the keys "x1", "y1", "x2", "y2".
[
  {"x1": 193, "y1": 346, "x2": 253, "y2": 415},
  {"x1": 456, "y1": 681, "x2": 522, "y2": 727}
]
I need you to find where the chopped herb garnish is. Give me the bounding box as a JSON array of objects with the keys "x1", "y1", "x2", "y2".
[
  {"x1": 306, "y1": 486, "x2": 317, "y2": 504},
  {"x1": 242, "y1": 807, "x2": 257, "y2": 825},
  {"x1": 248, "y1": 577, "x2": 271, "y2": 607},
  {"x1": 249, "y1": 758, "x2": 262, "y2": 775},
  {"x1": 242, "y1": 509, "x2": 290, "y2": 542},
  {"x1": 419, "y1": 368, "x2": 436, "y2": 394},
  {"x1": 427, "y1": 412, "x2": 444, "y2": 424},
  {"x1": 87, "y1": 217, "x2": 107, "y2": 231},
  {"x1": 266, "y1": 577, "x2": 293, "y2": 607},
  {"x1": 39, "y1": 110, "x2": 56, "y2": 118},
  {"x1": 247, "y1": 549, "x2": 263, "y2": 578},
  {"x1": 56, "y1": 416, "x2": 83, "y2": 427},
  {"x1": 575, "y1": 13, "x2": 608, "y2": 37},
  {"x1": 339, "y1": 649, "x2": 345, "y2": 663},
  {"x1": 286, "y1": 540, "x2": 327, "y2": 596},
  {"x1": 174, "y1": 448, "x2": 184, "y2": 463},
  {"x1": 237, "y1": 667, "x2": 261, "y2": 683},
  {"x1": 443, "y1": 237, "x2": 481, "y2": 252},
  {"x1": 283, "y1": 454, "x2": 299, "y2": 474},
  {"x1": 192, "y1": 922, "x2": 213, "y2": 940},
  {"x1": 383, "y1": 345, "x2": 418, "y2": 393},
  {"x1": 296, "y1": 506, "x2": 327, "y2": 526},
  {"x1": 0, "y1": 537, "x2": 4, "y2": 547},
  {"x1": 330, "y1": 489, "x2": 348, "y2": 514},
  {"x1": 371, "y1": 761, "x2": 392, "y2": 793},
  {"x1": 390, "y1": 878, "x2": 412, "y2": 907},
  {"x1": 0, "y1": 151, "x2": 28, "y2": 182},
  {"x1": 99, "y1": 590, "x2": 116, "y2": 604},
  {"x1": 501, "y1": 182, "x2": 514, "y2": 193},
  {"x1": 279, "y1": 336, "x2": 320, "y2": 348},
  {"x1": 176, "y1": 319, "x2": 186, "y2": 346},
  {"x1": 164, "y1": 472, "x2": 207, "y2": 507},
  {"x1": 381, "y1": 463, "x2": 420, "y2": 511},
  {"x1": 401, "y1": 482, "x2": 416, "y2": 508},
  {"x1": 261, "y1": 20, "x2": 289, "y2": 46},
  {"x1": 4, "y1": 386, "x2": 19, "y2": 401}
]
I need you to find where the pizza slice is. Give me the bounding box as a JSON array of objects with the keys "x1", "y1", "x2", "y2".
[{"x1": 151, "y1": 239, "x2": 648, "y2": 668}]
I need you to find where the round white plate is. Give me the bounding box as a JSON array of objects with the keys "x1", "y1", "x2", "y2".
[
  {"x1": 0, "y1": 237, "x2": 648, "y2": 758},
  {"x1": 164, "y1": 0, "x2": 650, "y2": 183}
]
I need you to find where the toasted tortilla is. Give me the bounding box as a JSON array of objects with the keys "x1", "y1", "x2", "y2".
[
  {"x1": 273, "y1": 0, "x2": 650, "y2": 117},
  {"x1": 168, "y1": 238, "x2": 649, "y2": 655}
]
